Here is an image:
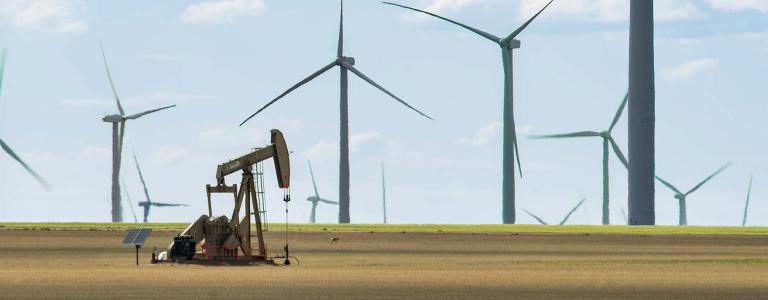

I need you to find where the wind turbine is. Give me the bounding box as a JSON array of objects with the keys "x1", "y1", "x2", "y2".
[
  {"x1": 132, "y1": 152, "x2": 187, "y2": 223},
  {"x1": 381, "y1": 162, "x2": 387, "y2": 224},
  {"x1": 530, "y1": 92, "x2": 629, "y2": 225},
  {"x1": 240, "y1": 1, "x2": 432, "y2": 223},
  {"x1": 742, "y1": 174, "x2": 753, "y2": 226},
  {"x1": 383, "y1": 0, "x2": 554, "y2": 224},
  {"x1": 621, "y1": 207, "x2": 628, "y2": 225},
  {"x1": 99, "y1": 44, "x2": 175, "y2": 222},
  {"x1": 0, "y1": 49, "x2": 51, "y2": 191},
  {"x1": 307, "y1": 161, "x2": 339, "y2": 224},
  {"x1": 655, "y1": 162, "x2": 731, "y2": 225},
  {"x1": 522, "y1": 198, "x2": 586, "y2": 225}
]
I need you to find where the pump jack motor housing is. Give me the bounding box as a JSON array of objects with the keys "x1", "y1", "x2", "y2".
[{"x1": 155, "y1": 129, "x2": 290, "y2": 264}]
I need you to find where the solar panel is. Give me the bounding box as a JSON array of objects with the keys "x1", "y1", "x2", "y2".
[{"x1": 122, "y1": 228, "x2": 153, "y2": 246}]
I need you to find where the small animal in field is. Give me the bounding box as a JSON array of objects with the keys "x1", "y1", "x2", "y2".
[{"x1": 330, "y1": 237, "x2": 340, "y2": 245}]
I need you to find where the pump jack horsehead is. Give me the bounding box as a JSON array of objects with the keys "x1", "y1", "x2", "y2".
[{"x1": 165, "y1": 129, "x2": 290, "y2": 262}]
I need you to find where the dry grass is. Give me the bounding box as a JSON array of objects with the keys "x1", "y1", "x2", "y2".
[{"x1": 0, "y1": 229, "x2": 767, "y2": 299}]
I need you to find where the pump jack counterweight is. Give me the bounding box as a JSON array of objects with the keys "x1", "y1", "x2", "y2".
[{"x1": 157, "y1": 129, "x2": 291, "y2": 265}]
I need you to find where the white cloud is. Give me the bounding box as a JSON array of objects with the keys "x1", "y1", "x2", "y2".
[
  {"x1": 350, "y1": 131, "x2": 384, "y2": 152},
  {"x1": 705, "y1": 0, "x2": 768, "y2": 12},
  {"x1": 305, "y1": 140, "x2": 338, "y2": 162},
  {"x1": 460, "y1": 121, "x2": 500, "y2": 145},
  {"x1": 180, "y1": 0, "x2": 266, "y2": 24},
  {"x1": 663, "y1": 58, "x2": 720, "y2": 81},
  {"x1": 0, "y1": 0, "x2": 87, "y2": 34},
  {"x1": 460, "y1": 121, "x2": 532, "y2": 145},
  {"x1": 150, "y1": 146, "x2": 188, "y2": 166},
  {"x1": 518, "y1": 0, "x2": 701, "y2": 22}
]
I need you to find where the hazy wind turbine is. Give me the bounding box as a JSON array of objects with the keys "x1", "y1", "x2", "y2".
[
  {"x1": 99, "y1": 44, "x2": 175, "y2": 222},
  {"x1": 381, "y1": 163, "x2": 387, "y2": 224},
  {"x1": 0, "y1": 49, "x2": 51, "y2": 191},
  {"x1": 656, "y1": 162, "x2": 731, "y2": 225},
  {"x1": 133, "y1": 152, "x2": 187, "y2": 223},
  {"x1": 530, "y1": 92, "x2": 629, "y2": 225},
  {"x1": 522, "y1": 198, "x2": 586, "y2": 225},
  {"x1": 307, "y1": 161, "x2": 339, "y2": 223},
  {"x1": 742, "y1": 174, "x2": 753, "y2": 226},
  {"x1": 383, "y1": 0, "x2": 554, "y2": 224},
  {"x1": 621, "y1": 207, "x2": 628, "y2": 225},
  {"x1": 240, "y1": 1, "x2": 432, "y2": 223}
]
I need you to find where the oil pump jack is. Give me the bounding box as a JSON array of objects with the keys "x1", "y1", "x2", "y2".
[{"x1": 157, "y1": 129, "x2": 290, "y2": 264}]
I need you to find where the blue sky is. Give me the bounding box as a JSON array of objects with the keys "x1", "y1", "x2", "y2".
[{"x1": 0, "y1": 0, "x2": 766, "y2": 225}]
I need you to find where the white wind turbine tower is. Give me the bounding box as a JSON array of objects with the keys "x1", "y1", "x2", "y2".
[
  {"x1": 656, "y1": 162, "x2": 731, "y2": 225},
  {"x1": 99, "y1": 44, "x2": 175, "y2": 222},
  {"x1": 530, "y1": 92, "x2": 629, "y2": 225},
  {"x1": 383, "y1": 0, "x2": 555, "y2": 224},
  {"x1": 240, "y1": 1, "x2": 432, "y2": 224}
]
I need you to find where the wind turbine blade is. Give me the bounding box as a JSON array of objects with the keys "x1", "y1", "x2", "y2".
[
  {"x1": 608, "y1": 91, "x2": 629, "y2": 132},
  {"x1": 120, "y1": 176, "x2": 138, "y2": 223},
  {"x1": 99, "y1": 43, "x2": 125, "y2": 115},
  {"x1": 529, "y1": 131, "x2": 601, "y2": 139},
  {"x1": 240, "y1": 61, "x2": 337, "y2": 126},
  {"x1": 382, "y1": 2, "x2": 500, "y2": 43},
  {"x1": 621, "y1": 207, "x2": 628, "y2": 225},
  {"x1": 319, "y1": 199, "x2": 340, "y2": 205},
  {"x1": 522, "y1": 208, "x2": 548, "y2": 225},
  {"x1": 504, "y1": 0, "x2": 554, "y2": 42},
  {"x1": 124, "y1": 105, "x2": 176, "y2": 120},
  {"x1": 686, "y1": 162, "x2": 732, "y2": 196},
  {"x1": 338, "y1": 0, "x2": 344, "y2": 58},
  {"x1": 655, "y1": 175, "x2": 682, "y2": 195},
  {"x1": 343, "y1": 63, "x2": 433, "y2": 120},
  {"x1": 308, "y1": 161, "x2": 321, "y2": 200},
  {"x1": 559, "y1": 198, "x2": 586, "y2": 225},
  {"x1": 510, "y1": 118, "x2": 523, "y2": 178},
  {"x1": 743, "y1": 174, "x2": 752, "y2": 226},
  {"x1": 0, "y1": 48, "x2": 6, "y2": 97},
  {"x1": 150, "y1": 202, "x2": 189, "y2": 207},
  {"x1": 608, "y1": 137, "x2": 629, "y2": 169},
  {"x1": 0, "y1": 137, "x2": 52, "y2": 191},
  {"x1": 133, "y1": 152, "x2": 152, "y2": 204}
]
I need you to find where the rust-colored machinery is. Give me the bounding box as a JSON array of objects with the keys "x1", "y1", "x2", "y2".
[{"x1": 156, "y1": 129, "x2": 290, "y2": 264}]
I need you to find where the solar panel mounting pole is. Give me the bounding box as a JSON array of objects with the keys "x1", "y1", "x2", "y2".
[{"x1": 135, "y1": 245, "x2": 140, "y2": 266}]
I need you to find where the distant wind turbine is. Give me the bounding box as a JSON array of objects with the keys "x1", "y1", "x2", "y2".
[
  {"x1": 307, "y1": 161, "x2": 339, "y2": 224},
  {"x1": 383, "y1": 0, "x2": 554, "y2": 224},
  {"x1": 522, "y1": 198, "x2": 586, "y2": 225},
  {"x1": 382, "y1": 163, "x2": 387, "y2": 224},
  {"x1": 240, "y1": 1, "x2": 432, "y2": 223},
  {"x1": 99, "y1": 43, "x2": 176, "y2": 222},
  {"x1": 0, "y1": 48, "x2": 51, "y2": 191},
  {"x1": 656, "y1": 162, "x2": 731, "y2": 225},
  {"x1": 133, "y1": 152, "x2": 187, "y2": 222},
  {"x1": 742, "y1": 174, "x2": 753, "y2": 226},
  {"x1": 621, "y1": 207, "x2": 628, "y2": 225},
  {"x1": 530, "y1": 92, "x2": 629, "y2": 225}
]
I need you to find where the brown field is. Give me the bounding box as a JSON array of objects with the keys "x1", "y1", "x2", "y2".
[{"x1": 1, "y1": 229, "x2": 767, "y2": 299}]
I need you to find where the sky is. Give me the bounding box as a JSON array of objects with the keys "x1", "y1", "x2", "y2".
[{"x1": 0, "y1": 0, "x2": 766, "y2": 225}]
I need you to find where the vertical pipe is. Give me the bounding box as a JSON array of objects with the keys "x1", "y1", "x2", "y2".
[
  {"x1": 602, "y1": 138, "x2": 610, "y2": 225},
  {"x1": 628, "y1": 0, "x2": 656, "y2": 225},
  {"x1": 339, "y1": 66, "x2": 351, "y2": 224},
  {"x1": 501, "y1": 47, "x2": 516, "y2": 224}
]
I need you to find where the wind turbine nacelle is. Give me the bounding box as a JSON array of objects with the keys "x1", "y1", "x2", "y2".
[
  {"x1": 506, "y1": 39, "x2": 521, "y2": 49},
  {"x1": 341, "y1": 56, "x2": 355, "y2": 66},
  {"x1": 102, "y1": 114, "x2": 124, "y2": 122}
]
